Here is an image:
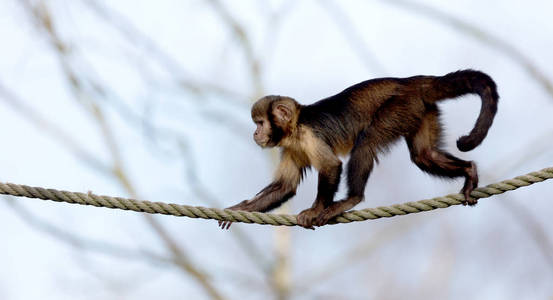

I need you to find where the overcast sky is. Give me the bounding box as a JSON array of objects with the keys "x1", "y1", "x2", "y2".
[{"x1": 0, "y1": 1, "x2": 552, "y2": 299}]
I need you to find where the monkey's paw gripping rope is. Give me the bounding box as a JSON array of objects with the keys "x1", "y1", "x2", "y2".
[{"x1": 0, "y1": 167, "x2": 551, "y2": 226}]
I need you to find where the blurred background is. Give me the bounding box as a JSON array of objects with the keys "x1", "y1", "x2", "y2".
[{"x1": 0, "y1": 0, "x2": 552, "y2": 299}]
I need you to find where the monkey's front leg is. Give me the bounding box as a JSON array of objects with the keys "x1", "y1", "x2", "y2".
[
  {"x1": 219, "y1": 181, "x2": 296, "y2": 229},
  {"x1": 314, "y1": 144, "x2": 373, "y2": 226},
  {"x1": 297, "y1": 163, "x2": 342, "y2": 229}
]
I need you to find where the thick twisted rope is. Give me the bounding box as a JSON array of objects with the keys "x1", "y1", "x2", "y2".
[{"x1": 1, "y1": 167, "x2": 551, "y2": 226}]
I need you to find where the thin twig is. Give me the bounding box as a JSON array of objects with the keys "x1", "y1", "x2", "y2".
[
  {"x1": 82, "y1": 0, "x2": 246, "y2": 102},
  {"x1": 294, "y1": 217, "x2": 419, "y2": 294},
  {"x1": 3, "y1": 196, "x2": 169, "y2": 263},
  {"x1": 0, "y1": 83, "x2": 110, "y2": 173},
  {"x1": 206, "y1": 0, "x2": 264, "y2": 98},
  {"x1": 319, "y1": 0, "x2": 387, "y2": 75},
  {"x1": 383, "y1": 0, "x2": 553, "y2": 99},
  {"x1": 502, "y1": 196, "x2": 553, "y2": 274},
  {"x1": 20, "y1": 2, "x2": 226, "y2": 299}
]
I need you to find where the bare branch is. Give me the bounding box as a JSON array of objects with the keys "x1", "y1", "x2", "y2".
[
  {"x1": 93, "y1": 94, "x2": 227, "y2": 300},
  {"x1": 502, "y1": 196, "x2": 553, "y2": 274},
  {"x1": 319, "y1": 0, "x2": 387, "y2": 75},
  {"x1": 259, "y1": 1, "x2": 298, "y2": 69},
  {"x1": 0, "y1": 83, "x2": 110, "y2": 173},
  {"x1": 206, "y1": 0, "x2": 264, "y2": 98},
  {"x1": 178, "y1": 141, "x2": 270, "y2": 266},
  {"x1": 481, "y1": 141, "x2": 553, "y2": 276},
  {"x1": 487, "y1": 130, "x2": 553, "y2": 178},
  {"x1": 82, "y1": 0, "x2": 247, "y2": 102},
  {"x1": 416, "y1": 224, "x2": 455, "y2": 299},
  {"x1": 3, "y1": 196, "x2": 168, "y2": 263},
  {"x1": 294, "y1": 217, "x2": 422, "y2": 294},
  {"x1": 19, "y1": 2, "x2": 227, "y2": 299},
  {"x1": 383, "y1": 0, "x2": 553, "y2": 99}
]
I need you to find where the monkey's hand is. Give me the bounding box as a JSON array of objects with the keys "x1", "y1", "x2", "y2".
[
  {"x1": 218, "y1": 200, "x2": 250, "y2": 230},
  {"x1": 313, "y1": 200, "x2": 354, "y2": 227},
  {"x1": 297, "y1": 207, "x2": 325, "y2": 230},
  {"x1": 313, "y1": 208, "x2": 341, "y2": 227}
]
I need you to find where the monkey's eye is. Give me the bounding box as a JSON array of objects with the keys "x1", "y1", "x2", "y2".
[{"x1": 254, "y1": 120, "x2": 263, "y2": 126}]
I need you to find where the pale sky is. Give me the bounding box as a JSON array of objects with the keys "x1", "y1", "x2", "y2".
[{"x1": 0, "y1": 1, "x2": 552, "y2": 299}]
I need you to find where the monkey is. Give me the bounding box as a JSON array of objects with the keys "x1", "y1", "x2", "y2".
[{"x1": 219, "y1": 69, "x2": 498, "y2": 229}]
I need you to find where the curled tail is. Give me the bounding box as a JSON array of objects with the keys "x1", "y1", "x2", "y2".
[{"x1": 427, "y1": 69, "x2": 499, "y2": 152}]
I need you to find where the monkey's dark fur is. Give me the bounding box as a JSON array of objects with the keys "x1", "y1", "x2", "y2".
[{"x1": 219, "y1": 69, "x2": 498, "y2": 229}]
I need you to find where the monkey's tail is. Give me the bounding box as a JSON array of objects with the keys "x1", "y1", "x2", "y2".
[{"x1": 429, "y1": 69, "x2": 499, "y2": 152}]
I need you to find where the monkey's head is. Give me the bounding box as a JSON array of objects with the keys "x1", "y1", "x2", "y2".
[{"x1": 251, "y1": 96, "x2": 300, "y2": 148}]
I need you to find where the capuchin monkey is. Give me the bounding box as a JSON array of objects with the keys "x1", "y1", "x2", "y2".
[{"x1": 219, "y1": 70, "x2": 498, "y2": 229}]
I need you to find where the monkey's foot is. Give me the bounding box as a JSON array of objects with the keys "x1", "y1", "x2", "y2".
[
  {"x1": 461, "y1": 195, "x2": 478, "y2": 206},
  {"x1": 297, "y1": 207, "x2": 324, "y2": 230},
  {"x1": 461, "y1": 162, "x2": 479, "y2": 206}
]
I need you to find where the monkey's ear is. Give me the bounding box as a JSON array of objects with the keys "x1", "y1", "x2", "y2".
[{"x1": 273, "y1": 102, "x2": 293, "y2": 125}]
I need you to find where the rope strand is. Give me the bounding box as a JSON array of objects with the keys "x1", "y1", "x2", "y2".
[{"x1": 1, "y1": 167, "x2": 551, "y2": 226}]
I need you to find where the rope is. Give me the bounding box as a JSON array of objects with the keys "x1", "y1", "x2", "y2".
[{"x1": 1, "y1": 167, "x2": 551, "y2": 226}]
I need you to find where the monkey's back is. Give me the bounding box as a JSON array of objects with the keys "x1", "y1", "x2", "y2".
[{"x1": 298, "y1": 76, "x2": 434, "y2": 152}]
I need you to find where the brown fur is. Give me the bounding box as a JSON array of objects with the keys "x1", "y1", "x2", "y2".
[{"x1": 219, "y1": 69, "x2": 498, "y2": 229}]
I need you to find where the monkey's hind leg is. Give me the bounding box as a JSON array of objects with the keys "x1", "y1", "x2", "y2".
[{"x1": 406, "y1": 107, "x2": 478, "y2": 205}]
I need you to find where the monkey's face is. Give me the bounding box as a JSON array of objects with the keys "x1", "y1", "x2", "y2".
[
  {"x1": 251, "y1": 95, "x2": 298, "y2": 148},
  {"x1": 253, "y1": 117, "x2": 275, "y2": 148}
]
